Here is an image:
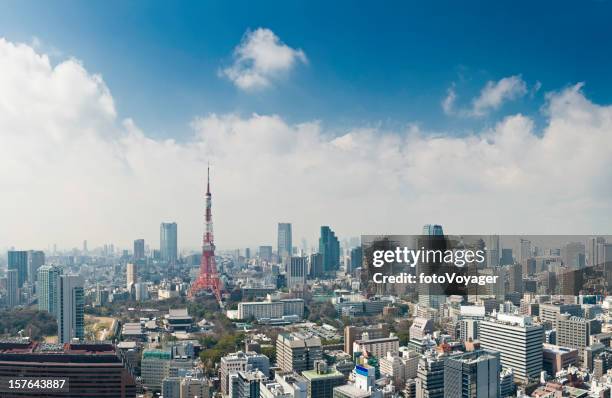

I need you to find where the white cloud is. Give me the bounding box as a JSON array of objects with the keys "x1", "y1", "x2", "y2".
[
  {"x1": 221, "y1": 28, "x2": 307, "y2": 90},
  {"x1": 441, "y1": 85, "x2": 457, "y2": 115},
  {"x1": 1, "y1": 38, "x2": 612, "y2": 251},
  {"x1": 471, "y1": 75, "x2": 528, "y2": 116},
  {"x1": 443, "y1": 75, "x2": 528, "y2": 117}
]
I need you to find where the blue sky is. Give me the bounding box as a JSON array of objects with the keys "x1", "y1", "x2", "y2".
[{"x1": 2, "y1": 0, "x2": 612, "y2": 140}]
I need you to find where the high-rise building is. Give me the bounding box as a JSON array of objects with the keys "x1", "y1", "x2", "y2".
[
  {"x1": 539, "y1": 303, "x2": 582, "y2": 328},
  {"x1": 160, "y1": 222, "x2": 178, "y2": 263},
  {"x1": 479, "y1": 313, "x2": 543, "y2": 383},
  {"x1": 278, "y1": 223, "x2": 293, "y2": 260},
  {"x1": 276, "y1": 333, "x2": 323, "y2": 373},
  {"x1": 288, "y1": 256, "x2": 308, "y2": 288},
  {"x1": 587, "y1": 237, "x2": 606, "y2": 266},
  {"x1": 6, "y1": 269, "x2": 19, "y2": 308},
  {"x1": 57, "y1": 274, "x2": 85, "y2": 343},
  {"x1": 133, "y1": 239, "x2": 145, "y2": 261},
  {"x1": 27, "y1": 250, "x2": 45, "y2": 284},
  {"x1": 500, "y1": 249, "x2": 513, "y2": 266},
  {"x1": 416, "y1": 353, "x2": 445, "y2": 398},
  {"x1": 487, "y1": 236, "x2": 500, "y2": 267},
  {"x1": 350, "y1": 246, "x2": 363, "y2": 273},
  {"x1": 353, "y1": 336, "x2": 399, "y2": 359},
  {"x1": 444, "y1": 350, "x2": 500, "y2": 398},
  {"x1": 519, "y1": 239, "x2": 531, "y2": 263},
  {"x1": 309, "y1": 253, "x2": 324, "y2": 279},
  {"x1": 8, "y1": 250, "x2": 28, "y2": 288},
  {"x1": 562, "y1": 242, "x2": 585, "y2": 270},
  {"x1": 235, "y1": 369, "x2": 267, "y2": 398},
  {"x1": 38, "y1": 265, "x2": 62, "y2": 314},
  {"x1": 319, "y1": 226, "x2": 340, "y2": 273},
  {"x1": 126, "y1": 263, "x2": 137, "y2": 291},
  {"x1": 259, "y1": 246, "x2": 273, "y2": 262},
  {"x1": 422, "y1": 225, "x2": 444, "y2": 236}
]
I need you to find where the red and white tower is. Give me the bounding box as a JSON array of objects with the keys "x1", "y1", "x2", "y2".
[{"x1": 189, "y1": 165, "x2": 223, "y2": 302}]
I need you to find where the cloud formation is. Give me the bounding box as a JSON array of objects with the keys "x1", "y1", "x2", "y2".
[
  {"x1": 443, "y1": 75, "x2": 528, "y2": 117},
  {"x1": 1, "y1": 38, "x2": 612, "y2": 252},
  {"x1": 221, "y1": 28, "x2": 307, "y2": 90}
]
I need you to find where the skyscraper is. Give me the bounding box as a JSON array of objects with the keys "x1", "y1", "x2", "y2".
[
  {"x1": 422, "y1": 224, "x2": 444, "y2": 236},
  {"x1": 58, "y1": 274, "x2": 85, "y2": 343},
  {"x1": 288, "y1": 256, "x2": 308, "y2": 288},
  {"x1": 487, "y1": 236, "x2": 500, "y2": 267},
  {"x1": 6, "y1": 269, "x2": 19, "y2": 308},
  {"x1": 126, "y1": 263, "x2": 137, "y2": 291},
  {"x1": 160, "y1": 222, "x2": 178, "y2": 263},
  {"x1": 319, "y1": 226, "x2": 340, "y2": 273},
  {"x1": 8, "y1": 250, "x2": 28, "y2": 288},
  {"x1": 133, "y1": 239, "x2": 145, "y2": 261},
  {"x1": 27, "y1": 250, "x2": 45, "y2": 284},
  {"x1": 38, "y1": 265, "x2": 62, "y2": 314},
  {"x1": 444, "y1": 350, "x2": 500, "y2": 398},
  {"x1": 278, "y1": 223, "x2": 293, "y2": 259}
]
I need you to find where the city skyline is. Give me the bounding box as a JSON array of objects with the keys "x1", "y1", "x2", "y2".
[{"x1": 2, "y1": 3, "x2": 612, "y2": 249}]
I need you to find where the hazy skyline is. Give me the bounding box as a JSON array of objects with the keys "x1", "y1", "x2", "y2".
[{"x1": 2, "y1": 3, "x2": 612, "y2": 250}]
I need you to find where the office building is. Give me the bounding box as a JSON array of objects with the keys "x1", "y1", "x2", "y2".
[
  {"x1": 344, "y1": 325, "x2": 388, "y2": 356},
  {"x1": 142, "y1": 349, "x2": 172, "y2": 391},
  {"x1": 352, "y1": 336, "x2": 399, "y2": 359},
  {"x1": 27, "y1": 250, "x2": 45, "y2": 284},
  {"x1": 302, "y1": 361, "x2": 345, "y2": 398},
  {"x1": 562, "y1": 242, "x2": 585, "y2": 270},
  {"x1": 276, "y1": 333, "x2": 323, "y2": 373},
  {"x1": 238, "y1": 298, "x2": 304, "y2": 320},
  {"x1": 126, "y1": 262, "x2": 137, "y2": 291},
  {"x1": 57, "y1": 274, "x2": 85, "y2": 343},
  {"x1": 6, "y1": 269, "x2": 19, "y2": 308},
  {"x1": 134, "y1": 238, "x2": 145, "y2": 261},
  {"x1": 181, "y1": 377, "x2": 211, "y2": 398},
  {"x1": 160, "y1": 222, "x2": 178, "y2": 262},
  {"x1": 38, "y1": 265, "x2": 61, "y2": 314},
  {"x1": 486, "y1": 236, "x2": 500, "y2": 267},
  {"x1": 278, "y1": 223, "x2": 293, "y2": 260},
  {"x1": 444, "y1": 350, "x2": 500, "y2": 398},
  {"x1": 8, "y1": 250, "x2": 28, "y2": 288},
  {"x1": 422, "y1": 225, "x2": 444, "y2": 236},
  {"x1": 260, "y1": 371, "x2": 308, "y2": 398},
  {"x1": 479, "y1": 313, "x2": 543, "y2": 383},
  {"x1": 542, "y1": 344, "x2": 578, "y2": 376},
  {"x1": 0, "y1": 341, "x2": 136, "y2": 397},
  {"x1": 235, "y1": 369, "x2": 267, "y2": 398},
  {"x1": 319, "y1": 226, "x2": 340, "y2": 273},
  {"x1": 288, "y1": 256, "x2": 308, "y2": 288},
  {"x1": 260, "y1": 246, "x2": 273, "y2": 262},
  {"x1": 539, "y1": 303, "x2": 582, "y2": 328},
  {"x1": 350, "y1": 246, "x2": 363, "y2": 273},
  {"x1": 220, "y1": 351, "x2": 270, "y2": 396},
  {"x1": 416, "y1": 353, "x2": 445, "y2": 398},
  {"x1": 309, "y1": 253, "x2": 324, "y2": 279},
  {"x1": 556, "y1": 314, "x2": 597, "y2": 348}
]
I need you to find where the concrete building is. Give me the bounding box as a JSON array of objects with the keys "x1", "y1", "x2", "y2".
[
  {"x1": 238, "y1": 298, "x2": 304, "y2": 320},
  {"x1": 478, "y1": 313, "x2": 543, "y2": 384},
  {"x1": 57, "y1": 274, "x2": 84, "y2": 343},
  {"x1": 539, "y1": 303, "x2": 582, "y2": 328},
  {"x1": 353, "y1": 336, "x2": 399, "y2": 359},
  {"x1": 344, "y1": 325, "x2": 388, "y2": 356},
  {"x1": 220, "y1": 351, "x2": 270, "y2": 396},
  {"x1": 302, "y1": 361, "x2": 345, "y2": 398},
  {"x1": 556, "y1": 314, "x2": 600, "y2": 360},
  {"x1": 416, "y1": 353, "x2": 445, "y2": 398},
  {"x1": 260, "y1": 371, "x2": 308, "y2": 398},
  {"x1": 444, "y1": 350, "x2": 500, "y2": 398},
  {"x1": 542, "y1": 344, "x2": 578, "y2": 376},
  {"x1": 276, "y1": 333, "x2": 323, "y2": 373}
]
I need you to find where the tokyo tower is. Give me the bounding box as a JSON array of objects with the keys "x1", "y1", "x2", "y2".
[{"x1": 189, "y1": 165, "x2": 223, "y2": 302}]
